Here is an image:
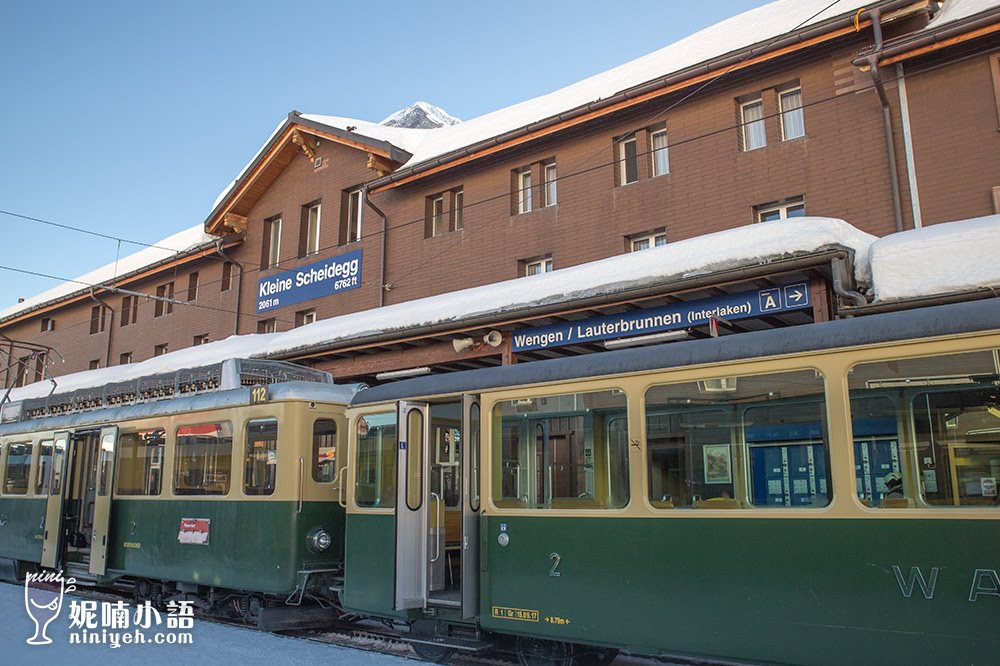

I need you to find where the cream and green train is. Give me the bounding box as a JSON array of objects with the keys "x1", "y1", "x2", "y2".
[
  {"x1": 1, "y1": 300, "x2": 998, "y2": 664},
  {"x1": 0, "y1": 360, "x2": 358, "y2": 628}
]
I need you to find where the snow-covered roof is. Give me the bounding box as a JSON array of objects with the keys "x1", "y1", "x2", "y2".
[
  {"x1": 6, "y1": 217, "x2": 874, "y2": 401},
  {"x1": 922, "y1": 0, "x2": 999, "y2": 30},
  {"x1": 297, "y1": 0, "x2": 872, "y2": 175},
  {"x1": 869, "y1": 214, "x2": 1000, "y2": 301},
  {"x1": 0, "y1": 224, "x2": 217, "y2": 321}
]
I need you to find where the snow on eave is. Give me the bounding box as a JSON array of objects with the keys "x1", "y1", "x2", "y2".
[
  {"x1": 368, "y1": 0, "x2": 877, "y2": 179},
  {"x1": 258, "y1": 218, "x2": 876, "y2": 359},
  {"x1": 0, "y1": 224, "x2": 218, "y2": 323},
  {"x1": 921, "y1": 0, "x2": 1000, "y2": 31},
  {"x1": 870, "y1": 214, "x2": 1000, "y2": 302}
]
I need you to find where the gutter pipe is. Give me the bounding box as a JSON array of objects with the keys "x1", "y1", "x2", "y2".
[
  {"x1": 215, "y1": 240, "x2": 244, "y2": 336},
  {"x1": 362, "y1": 188, "x2": 390, "y2": 308}
]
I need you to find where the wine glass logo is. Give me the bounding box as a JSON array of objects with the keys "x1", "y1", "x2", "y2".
[{"x1": 24, "y1": 570, "x2": 75, "y2": 645}]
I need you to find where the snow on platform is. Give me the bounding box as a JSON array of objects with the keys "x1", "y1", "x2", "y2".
[
  {"x1": 869, "y1": 214, "x2": 1000, "y2": 301},
  {"x1": 0, "y1": 582, "x2": 412, "y2": 666}
]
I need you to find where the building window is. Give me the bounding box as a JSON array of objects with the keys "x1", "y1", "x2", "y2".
[
  {"x1": 302, "y1": 203, "x2": 321, "y2": 256},
  {"x1": 154, "y1": 343, "x2": 169, "y2": 357},
  {"x1": 430, "y1": 195, "x2": 445, "y2": 237},
  {"x1": 263, "y1": 216, "x2": 282, "y2": 269},
  {"x1": 630, "y1": 229, "x2": 667, "y2": 251},
  {"x1": 257, "y1": 318, "x2": 277, "y2": 334},
  {"x1": 120, "y1": 295, "x2": 137, "y2": 326},
  {"x1": 187, "y1": 272, "x2": 199, "y2": 301},
  {"x1": 755, "y1": 197, "x2": 806, "y2": 222},
  {"x1": 516, "y1": 168, "x2": 533, "y2": 214},
  {"x1": 651, "y1": 125, "x2": 669, "y2": 177},
  {"x1": 618, "y1": 135, "x2": 638, "y2": 185},
  {"x1": 780, "y1": 87, "x2": 805, "y2": 140},
  {"x1": 89, "y1": 305, "x2": 106, "y2": 335},
  {"x1": 89, "y1": 359, "x2": 100, "y2": 370},
  {"x1": 119, "y1": 352, "x2": 133, "y2": 365},
  {"x1": 40, "y1": 317, "x2": 54, "y2": 332},
  {"x1": 543, "y1": 163, "x2": 557, "y2": 207},
  {"x1": 193, "y1": 334, "x2": 209, "y2": 346},
  {"x1": 524, "y1": 256, "x2": 553, "y2": 276},
  {"x1": 740, "y1": 97, "x2": 766, "y2": 151},
  {"x1": 154, "y1": 282, "x2": 174, "y2": 317},
  {"x1": 295, "y1": 309, "x2": 316, "y2": 327},
  {"x1": 221, "y1": 261, "x2": 233, "y2": 292},
  {"x1": 345, "y1": 189, "x2": 362, "y2": 243},
  {"x1": 454, "y1": 189, "x2": 464, "y2": 230}
]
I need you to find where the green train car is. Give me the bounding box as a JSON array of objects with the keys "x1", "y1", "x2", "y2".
[
  {"x1": 343, "y1": 299, "x2": 1000, "y2": 665},
  {"x1": 0, "y1": 359, "x2": 357, "y2": 628}
]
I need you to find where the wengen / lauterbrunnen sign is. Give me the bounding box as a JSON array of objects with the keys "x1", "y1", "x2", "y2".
[
  {"x1": 511, "y1": 283, "x2": 811, "y2": 352},
  {"x1": 257, "y1": 249, "x2": 362, "y2": 313}
]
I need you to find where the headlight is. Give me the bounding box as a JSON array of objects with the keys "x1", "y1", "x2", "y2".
[{"x1": 307, "y1": 528, "x2": 332, "y2": 552}]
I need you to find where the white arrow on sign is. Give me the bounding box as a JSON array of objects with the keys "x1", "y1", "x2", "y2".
[{"x1": 787, "y1": 288, "x2": 804, "y2": 303}]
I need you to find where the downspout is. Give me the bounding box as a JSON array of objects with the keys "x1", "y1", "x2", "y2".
[
  {"x1": 362, "y1": 187, "x2": 389, "y2": 308},
  {"x1": 896, "y1": 62, "x2": 923, "y2": 228},
  {"x1": 89, "y1": 289, "x2": 115, "y2": 368},
  {"x1": 215, "y1": 240, "x2": 243, "y2": 336},
  {"x1": 862, "y1": 8, "x2": 905, "y2": 232}
]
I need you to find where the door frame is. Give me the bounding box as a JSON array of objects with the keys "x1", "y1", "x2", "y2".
[{"x1": 40, "y1": 431, "x2": 70, "y2": 569}]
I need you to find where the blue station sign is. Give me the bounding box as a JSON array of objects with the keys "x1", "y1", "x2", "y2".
[
  {"x1": 256, "y1": 249, "x2": 362, "y2": 313},
  {"x1": 511, "y1": 284, "x2": 811, "y2": 352}
]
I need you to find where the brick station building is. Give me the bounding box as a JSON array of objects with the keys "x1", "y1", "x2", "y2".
[{"x1": 2, "y1": 0, "x2": 999, "y2": 387}]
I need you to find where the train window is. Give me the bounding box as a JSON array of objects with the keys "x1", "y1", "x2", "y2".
[
  {"x1": 35, "y1": 440, "x2": 52, "y2": 495},
  {"x1": 97, "y1": 431, "x2": 116, "y2": 496},
  {"x1": 645, "y1": 369, "x2": 830, "y2": 509},
  {"x1": 312, "y1": 419, "x2": 337, "y2": 483},
  {"x1": 3, "y1": 442, "x2": 32, "y2": 495},
  {"x1": 470, "y1": 403, "x2": 481, "y2": 512},
  {"x1": 244, "y1": 418, "x2": 278, "y2": 496},
  {"x1": 848, "y1": 349, "x2": 1000, "y2": 508},
  {"x1": 355, "y1": 412, "x2": 396, "y2": 508},
  {"x1": 174, "y1": 422, "x2": 233, "y2": 496},
  {"x1": 406, "y1": 410, "x2": 424, "y2": 511},
  {"x1": 491, "y1": 390, "x2": 629, "y2": 510},
  {"x1": 50, "y1": 435, "x2": 67, "y2": 496},
  {"x1": 116, "y1": 429, "x2": 165, "y2": 496}
]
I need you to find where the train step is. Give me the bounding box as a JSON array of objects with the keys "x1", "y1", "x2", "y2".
[{"x1": 63, "y1": 562, "x2": 99, "y2": 585}]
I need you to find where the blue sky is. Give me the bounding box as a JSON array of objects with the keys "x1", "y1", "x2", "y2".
[{"x1": 0, "y1": 0, "x2": 766, "y2": 309}]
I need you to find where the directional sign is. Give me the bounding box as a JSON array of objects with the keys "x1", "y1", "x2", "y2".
[{"x1": 511, "y1": 284, "x2": 811, "y2": 353}]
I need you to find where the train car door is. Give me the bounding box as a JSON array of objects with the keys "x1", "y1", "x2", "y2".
[
  {"x1": 89, "y1": 425, "x2": 118, "y2": 576},
  {"x1": 40, "y1": 431, "x2": 70, "y2": 568},
  {"x1": 394, "y1": 401, "x2": 430, "y2": 610},
  {"x1": 461, "y1": 394, "x2": 480, "y2": 619}
]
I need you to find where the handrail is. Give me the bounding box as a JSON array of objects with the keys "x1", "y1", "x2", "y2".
[
  {"x1": 297, "y1": 457, "x2": 304, "y2": 514},
  {"x1": 430, "y1": 491, "x2": 442, "y2": 563},
  {"x1": 337, "y1": 465, "x2": 348, "y2": 508}
]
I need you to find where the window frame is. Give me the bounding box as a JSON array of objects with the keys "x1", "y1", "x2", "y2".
[
  {"x1": 524, "y1": 257, "x2": 553, "y2": 276},
  {"x1": 431, "y1": 194, "x2": 445, "y2": 236},
  {"x1": 755, "y1": 197, "x2": 806, "y2": 223},
  {"x1": 266, "y1": 217, "x2": 282, "y2": 268},
  {"x1": 346, "y1": 189, "x2": 363, "y2": 243},
  {"x1": 630, "y1": 230, "x2": 667, "y2": 251},
  {"x1": 173, "y1": 421, "x2": 234, "y2": 497},
  {"x1": 543, "y1": 163, "x2": 557, "y2": 207},
  {"x1": 779, "y1": 86, "x2": 805, "y2": 141},
  {"x1": 618, "y1": 136, "x2": 638, "y2": 185},
  {"x1": 454, "y1": 189, "x2": 464, "y2": 230},
  {"x1": 243, "y1": 417, "x2": 279, "y2": 497},
  {"x1": 740, "y1": 97, "x2": 766, "y2": 151},
  {"x1": 516, "y1": 168, "x2": 533, "y2": 214},
  {"x1": 650, "y1": 127, "x2": 669, "y2": 177},
  {"x1": 305, "y1": 203, "x2": 322, "y2": 256}
]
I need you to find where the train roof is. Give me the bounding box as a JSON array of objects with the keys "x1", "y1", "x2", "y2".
[
  {"x1": 0, "y1": 381, "x2": 362, "y2": 437},
  {"x1": 352, "y1": 298, "x2": 1000, "y2": 405}
]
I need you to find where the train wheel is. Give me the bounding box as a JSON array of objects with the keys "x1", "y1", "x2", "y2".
[
  {"x1": 516, "y1": 636, "x2": 574, "y2": 666},
  {"x1": 411, "y1": 643, "x2": 455, "y2": 663}
]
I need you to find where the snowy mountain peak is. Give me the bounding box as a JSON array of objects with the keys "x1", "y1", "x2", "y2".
[{"x1": 380, "y1": 101, "x2": 461, "y2": 129}]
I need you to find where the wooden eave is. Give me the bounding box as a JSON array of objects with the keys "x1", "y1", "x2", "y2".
[
  {"x1": 0, "y1": 238, "x2": 241, "y2": 329},
  {"x1": 205, "y1": 122, "x2": 404, "y2": 236}
]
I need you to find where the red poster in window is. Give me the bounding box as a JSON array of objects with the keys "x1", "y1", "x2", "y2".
[{"x1": 178, "y1": 518, "x2": 210, "y2": 545}]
